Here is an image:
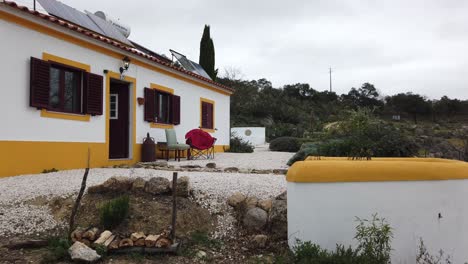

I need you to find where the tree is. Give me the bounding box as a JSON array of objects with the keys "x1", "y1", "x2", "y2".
[
  {"x1": 385, "y1": 93, "x2": 431, "y2": 123},
  {"x1": 199, "y1": 25, "x2": 217, "y2": 80},
  {"x1": 342, "y1": 83, "x2": 383, "y2": 110}
]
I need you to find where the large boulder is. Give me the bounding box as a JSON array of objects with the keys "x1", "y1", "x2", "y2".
[
  {"x1": 258, "y1": 199, "x2": 272, "y2": 212},
  {"x1": 172, "y1": 176, "x2": 191, "y2": 197},
  {"x1": 68, "y1": 241, "x2": 101, "y2": 263},
  {"x1": 131, "y1": 177, "x2": 147, "y2": 192},
  {"x1": 245, "y1": 196, "x2": 259, "y2": 209},
  {"x1": 227, "y1": 192, "x2": 246, "y2": 208},
  {"x1": 88, "y1": 176, "x2": 133, "y2": 194},
  {"x1": 270, "y1": 199, "x2": 287, "y2": 238},
  {"x1": 243, "y1": 207, "x2": 268, "y2": 231},
  {"x1": 145, "y1": 177, "x2": 170, "y2": 195}
]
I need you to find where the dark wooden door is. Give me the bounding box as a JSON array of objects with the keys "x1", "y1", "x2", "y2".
[{"x1": 109, "y1": 81, "x2": 129, "y2": 159}]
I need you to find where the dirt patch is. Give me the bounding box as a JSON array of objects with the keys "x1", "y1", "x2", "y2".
[{"x1": 47, "y1": 192, "x2": 214, "y2": 240}]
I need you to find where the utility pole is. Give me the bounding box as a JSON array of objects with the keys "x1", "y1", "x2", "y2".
[{"x1": 329, "y1": 67, "x2": 332, "y2": 92}]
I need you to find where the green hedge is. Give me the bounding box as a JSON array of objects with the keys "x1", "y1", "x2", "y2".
[{"x1": 269, "y1": 137, "x2": 301, "y2": 152}]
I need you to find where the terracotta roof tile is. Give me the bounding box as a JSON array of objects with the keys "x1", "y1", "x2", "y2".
[{"x1": 2, "y1": 1, "x2": 233, "y2": 93}]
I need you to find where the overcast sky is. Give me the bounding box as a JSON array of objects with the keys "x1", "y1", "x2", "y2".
[{"x1": 29, "y1": 0, "x2": 468, "y2": 99}]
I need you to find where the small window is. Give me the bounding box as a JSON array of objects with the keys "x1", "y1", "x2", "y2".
[
  {"x1": 49, "y1": 65, "x2": 82, "y2": 114},
  {"x1": 201, "y1": 101, "x2": 214, "y2": 129},
  {"x1": 155, "y1": 91, "x2": 172, "y2": 124},
  {"x1": 110, "y1": 94, "x2": 118, "y2": 119}
]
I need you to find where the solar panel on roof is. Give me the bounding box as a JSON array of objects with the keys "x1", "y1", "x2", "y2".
[
  {"x1": 37, "y1": 0, "x2": 133, "y2": 47},
  {"x1": 85, "y1": 11, "x2": 133, "y2": 46},
  {"x1": 170, "y1": 50, "x2": 212, "y2": 80}
]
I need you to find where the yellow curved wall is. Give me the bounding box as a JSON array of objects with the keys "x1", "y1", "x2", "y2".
[{"x1": 287, "y1": 158, "x2": 468, "y2": 183}]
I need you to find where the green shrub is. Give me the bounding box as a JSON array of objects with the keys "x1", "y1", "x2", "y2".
[
  {"x1": 100, "y1": 195, "x2": 130, "y2": 229},
  {"x1": 292, "y1": 214, "x2": 392, "y2": 264},
  {"x1": 269, "y1": 137, "x2": 301, "y2": 152},
  {"x1": 41, "y1": 237, "x2": 71, "y2": 263},
  {"x1": 226, "y1": 133, "x2": 254, "y2": 153}
]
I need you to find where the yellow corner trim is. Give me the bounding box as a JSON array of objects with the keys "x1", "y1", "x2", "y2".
[
  {"x1": 150, "y1": 83, "x2": 174, "y2": 94},
  {"x1": 0, "y1": 10, "x2": 231, "y2": 96},
  {"x1": 200, "y1": 97, "x2": 215, "y2": 133},
  {"x1": 150, "y1": 123, "x2": 174, "y2": 129},
  {"x1": 42, "y1": 52, "x2": 90, "y2": 72},
  {"x1": 40, "y1": 109, "x2": 90, "y2": 121},
  {"x1": 287, "y1": 158, "x2": 468, "y2": 183}
]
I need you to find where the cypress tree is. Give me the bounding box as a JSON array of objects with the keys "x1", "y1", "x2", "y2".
[{"x1": 199, "y1": 25, "x2": 217, "y2": 80}]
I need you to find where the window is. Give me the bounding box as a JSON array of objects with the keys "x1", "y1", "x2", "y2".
[
  {"x1": 156, "y1": 91, "x2": 172, "y2": 124},
  {"x1": 201, "y1": 100, "x2": 214, "y2": 129},
  {"x1": 30, "y1": 57, "x2": 103, "y2": 116},
  {"x1": 144, "y1": 87, "x2": 180, "y2": 125},
  {"x1": 49, "y1": 65, "x2": 82, "y2": 114},
  {"x1": 110, "y1": 94, "x2": 118, "y2": 119}
]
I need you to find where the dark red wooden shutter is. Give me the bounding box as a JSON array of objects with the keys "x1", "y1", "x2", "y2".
[
  {"x1": 207, "y1": 103, "x2": 214, "y2": 129},
  {"x1": 30, "y1": 57, "x2": 50, "y2": 109},
  {"x1": 144, "y1": 88, "x2": 155, "y2": 122},
  {"x1": 172, "y1": 95, "x2": 181, "y2": 125},
  {"x1": 201, "y1": 102, "x2": 208, "y2": 128},
  {"x1": 83, "y1": 72, "x2": 103, "y2": 115}
]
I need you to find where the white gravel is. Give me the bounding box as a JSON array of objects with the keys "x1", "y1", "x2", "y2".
[
  {"x1": 0, "y1": 147, "x2": 291, "y2": 238},
  {"x1": 168, "y1": 145, "x2": 294, "y2": 170}
]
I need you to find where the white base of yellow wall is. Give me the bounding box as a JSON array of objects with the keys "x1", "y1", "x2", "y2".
[{"x1": 0, "y1": 141, "x2": 228, "y2": 178}]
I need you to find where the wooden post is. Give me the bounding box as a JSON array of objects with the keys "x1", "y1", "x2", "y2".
[
  {"x1": 69, "y1": 148, "x2": 91, "y2": 237},
  {"x1": 170, "y1": 172, "x2": 178, "y2": 242}
]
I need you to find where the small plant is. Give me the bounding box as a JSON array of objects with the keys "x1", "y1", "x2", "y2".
[
  {"x1": 99, "y1": 195, "x2": 130, "y2": 229},
  {"x1": 190, "y1": 230, "x2": 222, "y2": 249},
  {"x1": 94, "y1": 243, "x2": 108, "y2": 257},
  {"x1": 291, "y1": 213, "x2": 393, "y2": 264},
  {"x1": 42, "y1": 168, "x2": 59, "y2": 173},
  {"x1": 269, "y1": 137, "x2": 301, "y2": 152},
  {"x1": 355, "y1": 214, "x2": 393, "y2": 264},
  {"x1": 226, "y1": 132, "x2": 254, "y2": 153},
  {"x1": 41, "y1": 236, "x2": 71, "y2": 263},
  {"x1": 416, "y1": 238, "x2": 452, "y2": 264}
]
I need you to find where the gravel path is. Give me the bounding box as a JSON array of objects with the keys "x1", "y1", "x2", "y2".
[
  {"x1": 168, "y1": 145, "x2": 293, "y2": 170},
  {"x1": 0, "y1": 147, "x2": 292, "y2": 237}
]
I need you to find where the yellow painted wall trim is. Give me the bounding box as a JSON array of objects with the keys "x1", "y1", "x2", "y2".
[
  {"x1": 105, "y1": 71, "x2": 137, "y2": 162},
  {"x1": 200, "y1": 97, "x2": 215, "y2": 133},
  {"x1": 42, "y1": 52, "x2": 90, "y2": 72},
  {"x1": 0, "y1": 141, "x2": 227, "y2": 178},
  {"x1": 0, "y1": 9, "x2": 232, "y2": 96},
  {"x1": 150, "y1": 123, "x2": 174, "y2": 129},
  {"x1": 40, "y1": 109, "x2": 90, "y2": 122},
  {"x1": 287, "y1": 158, "x2": 468, "y2": 183},
  {"x1": 150, "y1": 83, "x2": 174, "y2": 94}
]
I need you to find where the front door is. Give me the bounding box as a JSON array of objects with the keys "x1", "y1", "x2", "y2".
[{"x1": 109, "y1": 80, "x2": 129, "y2": 159}]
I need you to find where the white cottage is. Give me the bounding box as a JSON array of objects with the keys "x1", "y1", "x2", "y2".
[{"x1": 0, "y1": 1, "x2": 233, "y2": 177}]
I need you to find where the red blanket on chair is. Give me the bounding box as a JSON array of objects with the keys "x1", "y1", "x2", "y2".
[{"x1": 185, "y1": 129, "x2": 216, "y2": 150}]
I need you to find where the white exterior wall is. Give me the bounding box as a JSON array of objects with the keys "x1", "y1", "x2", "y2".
[
  {"x1": 0, "y1": 12, "x2": 230, "y2": 146},
  {"x1": 288, "y1": 180, "x2": 468, "y2": 264},
  {"x1": 231, "y1": 127, "x2": 265, "y2": 146}
]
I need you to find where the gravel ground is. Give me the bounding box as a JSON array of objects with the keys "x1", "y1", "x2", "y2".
[
  {"x1": 168, "y1": 145, "x2": 293, "y2": 170},
  {"x1": 0, "y1": 147, "x2": 292, "y2": 238}
]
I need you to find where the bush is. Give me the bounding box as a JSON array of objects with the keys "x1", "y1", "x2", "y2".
[
  {"x1": 100, "y1": 195, "x2": 130, "y2": 229},
  {"x1": 292, "y1": 213, "x2": 392, "y2": 264},
  {"x1": 226, "y1": 133, "x2": 254, "y2": 153},
  {"x1": 270, "y1": 137, "x2": 301, "y2": 152},
  {"x1": 41, "y1": 237, "x2": 71, "y2": 263}
]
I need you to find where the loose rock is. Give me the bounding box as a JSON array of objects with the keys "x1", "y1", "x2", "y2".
[
  {"x1": 243, "y1": 207, "x2": 268, "y2": 231},
  {"x1": 206, "y1": 162, "x2": 216, "y2": 169},
  {"x1": 258, "y1": 199, "x2": 272, "y2": 212},
  {"x1": 145, "y1": 177, "x2": 170, "y2": 195},
  {"x1": 227, "y1": 192, "x2": 246, "y2": 208},
  {"x1": 68, "y1": 241, "x2": 101, "y2": 263},
  {"x1": 224, "y1": 167, "x2": 239, "y2": 173},
  {"x1": 252, "y1": 234, "x2": 268, "y2": 248},
  {"x1": 131, "y1": 177, "x2": 147, "y2": 192},
  {"x1": 172, "y1": 176, "x2": 191, "y2": 197},
  {"x1": 196, "y1": 250, "x2": 207, "y2": 259},
  {"x1": 270, "y1": 199, "x2": 287, "y2": 238},
  {"x1": 245, "y1": 196, "x2": 259, "y2": 209}
]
